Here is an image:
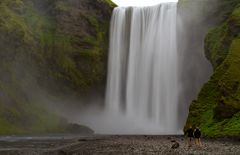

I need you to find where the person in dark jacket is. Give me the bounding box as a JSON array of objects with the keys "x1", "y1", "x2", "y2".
[
  {"x1": 194, "y1": 127, "x2": 202, "y2": 147},
  {"x1": 185, "y1": 126, "x2": 194, "y2": 147}
]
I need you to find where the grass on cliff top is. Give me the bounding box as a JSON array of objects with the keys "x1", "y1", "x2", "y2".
[{"x1": 98, "y1": 0, "x2": 116, "y2": 8}]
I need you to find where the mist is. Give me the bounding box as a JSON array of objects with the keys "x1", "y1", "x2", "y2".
[
  {"x1": 176, "y1": 0, "x2": 220, "y2": 128},
  {"x1": 50, "y1": 0, "x2": 220, "y2": 135},
  {"x1": 0, "y1": 0, "x2": 221, "y2": 135},
  {"x1": 69, "y1": 0, "x2": 222, "y2": 134}
]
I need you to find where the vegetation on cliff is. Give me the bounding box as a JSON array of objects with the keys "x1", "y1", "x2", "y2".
[
  {"x1": 186, "y1": 0, "x2": 240, "y2": 137},
  {"x1": 0, "y1": 0, "x2": 115, "y2": 134}
]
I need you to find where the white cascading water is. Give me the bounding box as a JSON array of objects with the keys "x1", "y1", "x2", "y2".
[{"x1": 106, "y1": 3, "x2": 180, "y2": 134}]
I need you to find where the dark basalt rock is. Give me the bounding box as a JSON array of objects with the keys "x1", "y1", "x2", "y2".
[
  {"x1": 171, "y1": 141, "x2": 180, "y2": 149},
  {"x1": 66, "y1": 123, "x2": 94, "y2": 134}
]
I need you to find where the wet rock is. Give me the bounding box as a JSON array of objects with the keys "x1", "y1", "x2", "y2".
[
  {"x1": 171, "y1": 140, "x2": 176, "y2": 143},
  {"x1": 58, "y1": 150, "x2": 67, "y2": 155},
  {"x1": 66, "y1": 123, "x2": 94, "y2": 134},
  {"x1": 171, "y1": 141, "x2": 180, "y2": 149},
  {"x1": 78, "y1": 139, "x2": 88, "y2": 142}
]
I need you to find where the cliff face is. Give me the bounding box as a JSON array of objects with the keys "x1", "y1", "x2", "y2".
[
  {"x1": 0, "y1": 0, "x2": 115, "y2": 134},
  {"x1": 185, "y1": 0, "x2": 240, "y2": 137}
]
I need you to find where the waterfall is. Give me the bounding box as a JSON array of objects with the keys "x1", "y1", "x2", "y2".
[{"x1": 106, "y1": 3, "x2": 180, "y2": 134}]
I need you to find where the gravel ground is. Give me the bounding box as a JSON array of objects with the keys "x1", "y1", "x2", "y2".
[{"x1": 0, "y1": 135, "x2": 239, "y2": 155}]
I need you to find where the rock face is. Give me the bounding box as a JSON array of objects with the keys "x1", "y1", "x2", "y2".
[
  {"x1": 66, "y1": 123, "x2": 94, "y2": 134},
  {"x1": 0, "y1": 0, "x2": 115, "y2": 134},
  {"x1": 185, "y1": 0, "x2": 240, "y2": 137}
]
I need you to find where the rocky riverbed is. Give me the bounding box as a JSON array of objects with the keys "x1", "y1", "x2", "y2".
[{"x1": 0, "y1": 135, "x2": 239, "y2": 155}]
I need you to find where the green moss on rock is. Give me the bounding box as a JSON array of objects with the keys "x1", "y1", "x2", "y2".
[
  {"x1": 0, "y1": 0, "x2": 114, "y2": 134},
  {"x1": 186, "y1": 3, "x2": 240, "y2": 137}
]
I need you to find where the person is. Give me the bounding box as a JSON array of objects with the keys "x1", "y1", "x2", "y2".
[
  {"x1": 185, "y1": 125, "x2": 194, "y2": 147},
  {"x1": 194, "y1": 127, "x2": 202, "y2": 147}
]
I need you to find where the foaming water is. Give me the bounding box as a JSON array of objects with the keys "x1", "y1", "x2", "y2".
[{"x1": 105, "y1": 3, "x2": 180, "y2": 134}]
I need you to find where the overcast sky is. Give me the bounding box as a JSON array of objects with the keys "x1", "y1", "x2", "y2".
[{"x1": 112, "y1": 0, "x2": 178, "y2": 7}]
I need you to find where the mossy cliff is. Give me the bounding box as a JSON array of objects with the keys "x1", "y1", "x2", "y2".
[
  {"x1": 0, "y1": 0, "x2": 115, "y2": 134},
  {"x1": 185, "y1": 0, "x2": 240, "y2": 137}
]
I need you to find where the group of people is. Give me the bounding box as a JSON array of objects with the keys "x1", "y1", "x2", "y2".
[{"x1": 185, "y1": 126, "x2": 202, "y2": 147}]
